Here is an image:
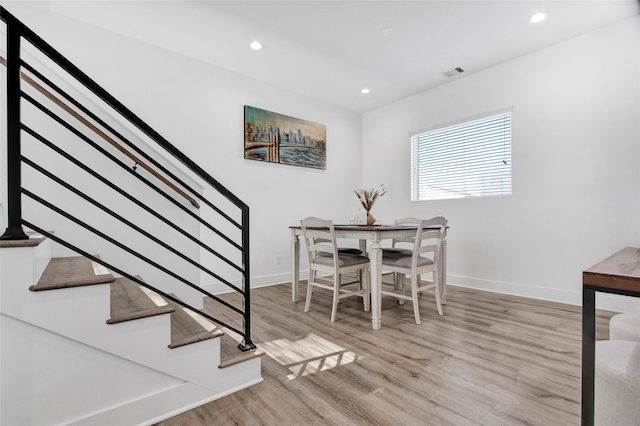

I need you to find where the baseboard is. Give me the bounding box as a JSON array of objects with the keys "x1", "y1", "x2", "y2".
[
  {"x1": 448, "y1": 274, "x2": 640, "y2": 313},
  {"x1": 65, "y1": 379, "x2": 263, "y2": 426},
  {"x1": 204, "y1": 270, "x2": 305, "y2": 295},
  {"x1": 206, "y1": 269, "x2": 640, "y2": 313}
]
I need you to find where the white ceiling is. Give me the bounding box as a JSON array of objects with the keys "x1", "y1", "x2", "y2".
[{"x1": 34, "y1": 1, "x2": 640, "y2": 112}]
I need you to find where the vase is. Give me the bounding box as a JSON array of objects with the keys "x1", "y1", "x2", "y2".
[{"x1": 366, "y1": 210, "x2": 376, "y2": 225}]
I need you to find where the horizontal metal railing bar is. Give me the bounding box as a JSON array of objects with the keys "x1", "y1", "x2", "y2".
[
  {"x1": 22, "y1": 189, "x2": 246, "y2": 318},
  {"x1": 22, "y1": 91, "x2": 242, "y2": 253},
  {"x1": 0, "y1": 6, "x2": 248, "y2": 212},
  {"x1": 21, "y1": 220, "x2": 247, "y2": 338},
  {"x1": 1, "y1": 5, "x2": 252, "y2": 350},
  {"x1": 22, "y1": 157, "x2": 245, "y2": 296},
  {"x1": 21, "y1": 94, "x2": 245, "y2": 256},
  {"x1": 4, "y1": 57, "x2": 200, "y2": 210},
  {"x1": 20, "y1": 61, "x2": 242, "y2": 229},
  {"x1": 21, "y1": 124, "x2": 245, "y2": 280}
]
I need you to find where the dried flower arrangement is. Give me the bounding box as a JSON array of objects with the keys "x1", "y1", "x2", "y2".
[{"x1": 354, "y1": 184, "x2": 386, "y2": 225}]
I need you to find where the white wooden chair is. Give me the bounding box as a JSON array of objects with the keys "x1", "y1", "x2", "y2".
[
  {"x1": 381, "y1": 216, "x2": 420, "y2": 300},
  {"x1": 315, "y1": 238, "x2": 362, "y2": 255},
  {"x1": 300, "y1": 217, "x2": 370, "y2": 322},
  {"x1": 380, "y1": 216, "x2": 447, "y2": 324},
  {"x1": 383, "y1": 216, "x2": 422, "y2": 257}
]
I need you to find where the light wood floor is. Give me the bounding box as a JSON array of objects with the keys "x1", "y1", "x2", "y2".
[{"x1": 155, "y1": 281, "x2": 615, "y2": 426}]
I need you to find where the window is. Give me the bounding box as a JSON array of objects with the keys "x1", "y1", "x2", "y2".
[{"x1": 411, "y1": 110, "x2": 512, "y2": 201}]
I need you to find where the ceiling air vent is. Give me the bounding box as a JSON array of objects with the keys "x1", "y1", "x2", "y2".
[{"x1": 443, "y1": 67, "x2": 464, "y2": 77}]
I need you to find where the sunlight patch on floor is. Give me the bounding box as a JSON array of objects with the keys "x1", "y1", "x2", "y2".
[{"x1": 260, "y1": 333, "x2": 360, "y2": 380}]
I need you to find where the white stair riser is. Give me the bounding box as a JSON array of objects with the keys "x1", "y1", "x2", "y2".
[{"x1": 1, "y1": 245, "x2": 260, "y2": 393}]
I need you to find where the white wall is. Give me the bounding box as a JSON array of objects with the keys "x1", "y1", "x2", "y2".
[
  {"x1": 2, "y1": 2, "x2": 363, "y2": 292},
  {"x1": 1, "y1": 314, "x2": 184, "y2": 425},
  {"x1": 362, "y1": 16, "x2": 640, "y2": 311},
  {"x1": 2, "y1": 16, "x2": 207, "y2": 307},
  {"x1": 5, "y1": 3, "x2": 640, "y2": 313}
]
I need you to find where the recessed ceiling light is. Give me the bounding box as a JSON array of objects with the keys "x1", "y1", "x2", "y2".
[
  {"x1": 361, "y1": 88, "x2": 370, "y2": 94},
  {"x1": 380, "y1": 27, "x2": 393, "y2": 36},
  {"x1": 530, "y1": 12, "x2": 547, "y2": 23},
  {"x1": 250, "y1": 41, "x2": 263, "y2": 50}
]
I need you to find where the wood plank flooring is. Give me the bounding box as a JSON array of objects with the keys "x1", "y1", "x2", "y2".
[{"x1": 155, "y1": 282, "x2": 615, "y2": 426}]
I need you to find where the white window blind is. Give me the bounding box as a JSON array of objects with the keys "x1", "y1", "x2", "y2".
[{"x1": 411, "y1": 111, "x2": 512, "y2": 201}]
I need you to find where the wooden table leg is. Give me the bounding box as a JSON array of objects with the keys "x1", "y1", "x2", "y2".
[
  {"x1": 582, "y1": 287, "x2": 596, "y2": 426},
  {"x1": 291, "y1": 232, "x2": 300, "y2": 302},
  {"x1": 359, "y1": 239, "x2": 367, "y2": 302},
  {"x1": 370, "y1": 238, "x2": 382, "y2": 330},
  {"x1": 440, "y1": 237, "x2": 447, "y2": 304}
]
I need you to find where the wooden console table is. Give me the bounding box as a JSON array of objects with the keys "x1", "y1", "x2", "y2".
[{"x1": 582, "y1": 247, "x2": 640, "y2": 426}]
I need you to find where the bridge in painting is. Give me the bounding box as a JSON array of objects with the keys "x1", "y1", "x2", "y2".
[{"x1": 244, "y1": 141, "x2": 323, "y2": 163}]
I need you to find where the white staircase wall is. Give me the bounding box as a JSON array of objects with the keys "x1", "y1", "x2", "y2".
[
  {"x1": 0, "y1": 240, "x2": 263, "y2": 425},
  {"x1": 18, "y1": 84, "x2": 205, "y2": 309},
  {"x1": 0, "y1": 314, "x2": 185, "y2": 426},
  {"x1": 0, "y1": 39, "x2": 208, "y2": 310},
  {"x1": 1, "y1": 8, "x2": 263, "y2": 424},
  {"x1": 1, "y1": 238, "x2": 261, "y2": 386}
]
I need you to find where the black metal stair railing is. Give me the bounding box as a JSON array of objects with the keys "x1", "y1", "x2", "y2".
[{"x1": 0, "y1": 6, "x2": 254, "y2": 351}]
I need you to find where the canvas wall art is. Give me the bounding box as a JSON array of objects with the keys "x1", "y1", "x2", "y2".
[{"x1": 244, "y1": 105, "x2": 326, "y2": 170}]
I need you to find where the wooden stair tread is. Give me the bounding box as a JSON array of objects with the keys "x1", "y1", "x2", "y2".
[
  {"x1": 166, "y1": 295, "x2": 224, "y2": 349},
  {"x1": 216, "y1": 329, "x2": 265, "y2": 368},
  {"x1": 107, "y1": 277, "x2": 175, "y2": 324},
  {"x1": 0, "y1": 231, "x2": 48, "y2": 248},
  {"x1": 201, "y1": 295, "x2": 262, "y2": 367},
  {"x1": 30, "y1": 256, "x2": 115, "y2": 291},
  {"x1": 219, "y1": 346, "x2": 265, "y2": 369}
]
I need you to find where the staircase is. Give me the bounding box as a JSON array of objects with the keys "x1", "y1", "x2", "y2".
[
  {"x1": 1, "y1": 6, "x2": 262, "y2": 425},
  {"x1": 1, "y1": 232, "x2": 263, "y2": 425}
]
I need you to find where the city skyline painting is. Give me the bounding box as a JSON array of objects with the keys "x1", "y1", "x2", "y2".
[{"x1": 244, "y1": 105, "x2": 326, "y2": 170}]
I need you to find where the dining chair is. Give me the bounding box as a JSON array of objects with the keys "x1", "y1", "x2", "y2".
[
  {"x1": 381, "y1": 216, "x2": 447, "y2": 324},
  {"x1": 316, "y1": 238, "x2": 363, "y2": 287},
  {"x1": 383, "y1": 216, "x2": 422, "y2": 257},
  {"x1": 316, "y1": 238, "x2": 362, "y2": 255},
  {"x1": 300, "y1": 217, "x2": 370, "y2": 322},
  {"x1": 382, "y1": 217, "x2": 428, "y2": 298}
]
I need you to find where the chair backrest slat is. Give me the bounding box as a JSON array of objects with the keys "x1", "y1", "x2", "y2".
[
  {"x1": 300, "y1": 216, "x2": 339, "y2": 267},
  {"x1": 412, "y1": 217, "x2": 447, "y2": 266},
  {"x1": 391, "y1": 216, "x2": 421, "y2": 248},
  {"x1": 391, "y1": 217, "x2": 447, "y2": 259}
]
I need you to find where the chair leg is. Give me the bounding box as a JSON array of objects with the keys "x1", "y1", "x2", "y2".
[
  {"x1": 434, "y1": 275, "x2": 443, "y2": 316},
  {"x1": 304, "y1": 271, "x2": 314, "y2": 313},
  {"x1": 397, "y1": 273, "x2": 405, "y2": 305},
  {"x1": 331, "y1": 272, "x2": 340, "y2": 322},
  {"x1": 411, "y1": 274, "x2": 421, "y2": 324},
  {"x1": 394, "y1": 272, "x2": 401, "y2": 292}
]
